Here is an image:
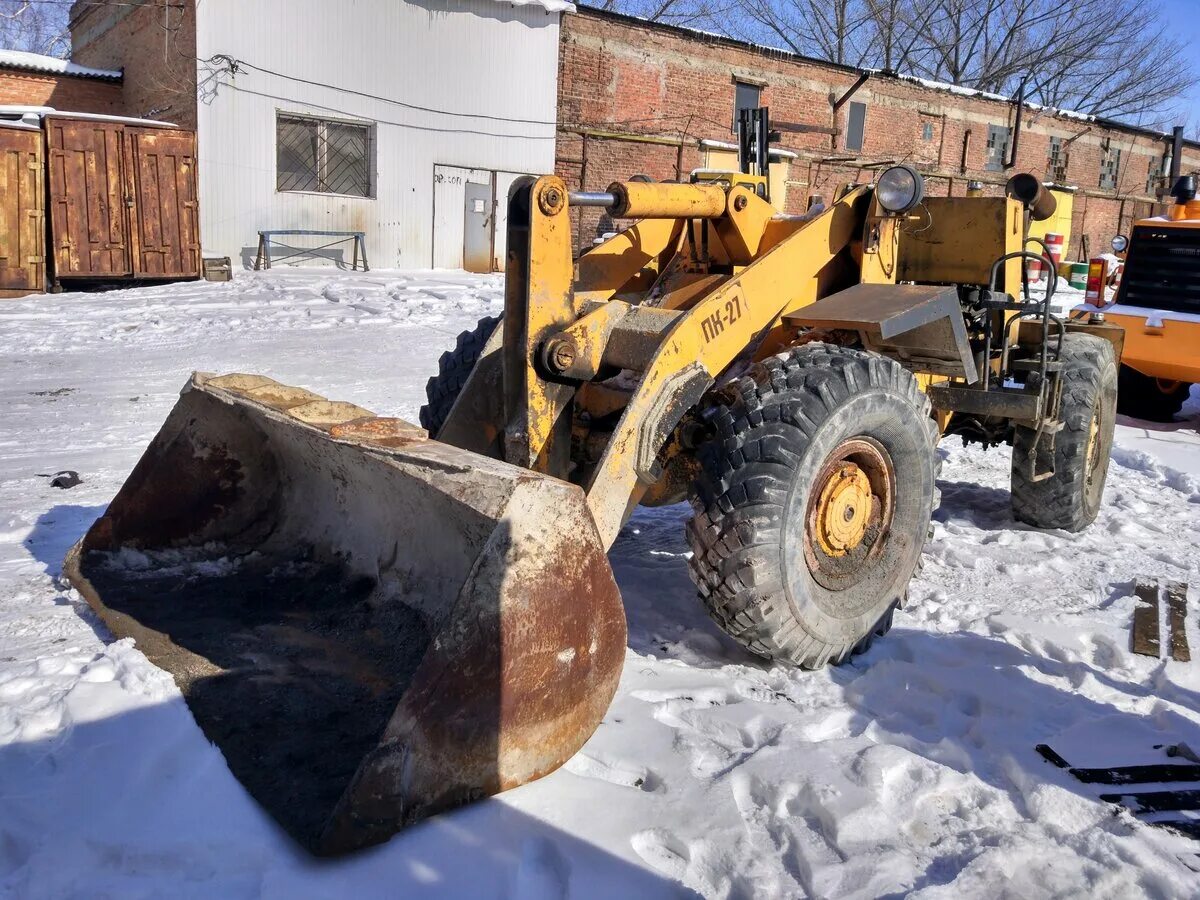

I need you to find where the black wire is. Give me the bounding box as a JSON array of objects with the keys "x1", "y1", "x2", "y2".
[
  {"x1": 208, "y1": 54, "x2": 742, "y2": 144},
  {"x1": 221, "y1": 57, "x2": 559, "y2": 127}
]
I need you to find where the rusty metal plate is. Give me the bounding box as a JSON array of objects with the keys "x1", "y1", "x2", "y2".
[{"x1": 785, "y1": 283, "x2": 977, "y2": 381}]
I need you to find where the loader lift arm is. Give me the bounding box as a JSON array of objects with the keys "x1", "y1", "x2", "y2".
[{"x1": 441, "y1": 175, "x2": 900, "y2": 547}]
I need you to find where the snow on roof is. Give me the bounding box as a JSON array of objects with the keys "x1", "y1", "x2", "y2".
[
  {"x1": 0, "y1": 49, "x2": 122, "y2": 81},
  {"x1": 0, "y1": 105, "x2": 177, "y2": 128},
  {"x1": 505, "y1": 0, "x2": 575, "y2": 11},
  {"x1": 699, "y1": 138, "x2": 798, "y2": 159},
  {"x1": 870, "y1": 70, "x2": 1098, "y2": 124}
]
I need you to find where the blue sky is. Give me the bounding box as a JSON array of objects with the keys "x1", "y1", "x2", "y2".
[{"x1": 1163, "y1": 0, "x2": 1200, "y2": 128}]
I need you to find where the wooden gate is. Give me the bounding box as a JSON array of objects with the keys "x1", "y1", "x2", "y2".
[
  {"x1": 0, "y1": 124, "x2": 44, "y2": 297},
  {"x1": 44, "y1": 116, "x2": 200, "y2": 283},
  {"x1": 125, "y1": 129, "x2": 200, "y2": 278},
  {"x1": 45, "y1": 117, "x2": 129, "y2": 278}
]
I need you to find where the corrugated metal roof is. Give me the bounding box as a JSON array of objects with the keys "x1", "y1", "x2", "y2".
[{"x1": 0, "y1": 49, "x2": 122, "y2": 81}]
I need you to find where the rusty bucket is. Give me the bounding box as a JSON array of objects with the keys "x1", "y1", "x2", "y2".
[{"x1": 63, "y1": 373, "x2": 626, "y2": 855}]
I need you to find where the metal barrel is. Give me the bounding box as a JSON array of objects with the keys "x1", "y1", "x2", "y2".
[{"x1": 63, "y1": 373, "x2": 626, "y2": 855}]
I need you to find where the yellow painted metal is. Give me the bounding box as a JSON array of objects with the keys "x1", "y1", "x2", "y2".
[
  {"x1": 775, "y1": 187, "x2": 875, "y2": 319},
  {"x1": 575, "y1": 217, "x2": 683, "y2": 305},
  {"x1": 713, "y1": 186, "x2": 779, "y2": 264},
  {"x1": 858, "y1": 196, "x2": 901, "y2": 286},
  {"x1": 813, "y1": 463, "x2": 873, "y2": 555},
  {"x1": 653, "y1": 271, "x2": 730, "y2": 312},
  {"x1": 489, "y1": 175, "x2": 1017, "y2": 547},
  {"x1": 1103, "y1": 310, "x2": 1200, "y2": 383},
  {"x1": 583, "y1": 186, "x2": 877, "y2": 547},
  {"x1": 1027, "y1": 188, "x2": 1075, "y2": 257},
  {"x1": 1167, "y1": 201, "x2": 1200, "y2": 222},
  {"x1": 915, "y1": 373, "x2": 954, "y2": 433},
  {"x1": 1101, "y1": 214, "x2": 1200, "y2": 383},
  {"x1": 898, "y1": 197, "x2": 1023, "y2": 293},
  {"x1": 506, "y1": 176, "x2": 577, "y2": 472},
  {"x1": 608, "y1": 181, "x2": 727, "y2": 219},
  {"x1": 699, "y1": 146, "x2": 789, "y2": 208}
]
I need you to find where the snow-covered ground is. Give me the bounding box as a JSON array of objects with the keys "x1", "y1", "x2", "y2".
[{"x1": 1, "y1": 270, "x2": 1199, "y2": 898}]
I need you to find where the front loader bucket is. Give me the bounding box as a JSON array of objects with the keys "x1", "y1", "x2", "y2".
[{"x1": 63, "y1": 373, "x2": 626, "y2": 855}]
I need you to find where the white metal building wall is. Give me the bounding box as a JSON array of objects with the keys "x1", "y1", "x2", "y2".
[{"x1": 194, "y1": 0, "x2": 560, "y2": 270}]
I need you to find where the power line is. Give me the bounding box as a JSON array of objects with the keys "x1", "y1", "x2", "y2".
[
  {"x1": 212, "y1": 55, "x2": 559, "y2": 127},
  {"x1": 226, "y1": 83, "x2": 558, "y2": 141}
]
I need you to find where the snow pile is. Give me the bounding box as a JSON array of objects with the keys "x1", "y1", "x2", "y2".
[
  {"x1": 1, "y1": 270, "x2": 1199, "y2": 897},
  {"x1": 0, "y1": 49, "x2": 121, "y2": 81}
]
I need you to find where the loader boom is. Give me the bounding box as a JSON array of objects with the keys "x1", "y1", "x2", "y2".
[{"x1": 441, "y1": 175, "x2": 900, "y2": 546}]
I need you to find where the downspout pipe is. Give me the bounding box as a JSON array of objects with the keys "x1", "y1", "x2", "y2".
[
  {"x1": 1005, "y1": 78, "x2": 1027, "y2": 170},
  {"x1": 1170, "y1": 126, "x2": 1184, "y2": 184}
]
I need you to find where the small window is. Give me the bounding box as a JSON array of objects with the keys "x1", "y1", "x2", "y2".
[
  {"x1": 921, "y1": 121, "x2": 934, "y2": 141},
  {"x1": 845, "y1": 101, "x2": 867, "y2": 152},
  {"x1": 1099, "y1": 142, "x2": 1121, "y2": 191},
  {"x1": 1146, "y1": 155, "x2": 1163, "y2": 193},
  {"x1": 277, "y1": 112, "x2": 373, "y2": 197},
  {"x1": 1047, "y1": 136, "x2": 1068, "y2": 182},
  {"x1": 985, "y1": 124, "x2": 1010, "y2": 172},
  {"x1": 732, "y1": 81, "x2": 761, "y2": 132}
]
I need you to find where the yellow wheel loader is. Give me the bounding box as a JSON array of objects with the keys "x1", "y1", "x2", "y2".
[{"x1": 63, "y1": 112, "x2": 1121, "y2": 855}]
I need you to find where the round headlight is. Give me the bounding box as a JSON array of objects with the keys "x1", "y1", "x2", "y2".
[
  {"x1": 876, "y1": 164, "x2": 925, "y2": 214},
  {"x1": 1111, "y1": 234, "x2": 1128, "y2": 253}
]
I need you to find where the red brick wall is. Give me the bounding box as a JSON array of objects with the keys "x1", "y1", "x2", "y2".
[
  {"x1": 0, "y1": 69, "x2": 123, "y2": 113},
  {"x1": 69, "y1": 0, "x2": 197, "y2": 129},
  {"x1": 558, "y1": 8, "x2": 1195, "y2": 259}
]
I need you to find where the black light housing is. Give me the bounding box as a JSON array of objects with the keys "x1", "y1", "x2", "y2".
[
  {"x1": 876, "y1": 164, "x2": 925, "y2": 214},
  {"x1": 1172, "y1": 175, "x2": 1197, "y2": 204}
]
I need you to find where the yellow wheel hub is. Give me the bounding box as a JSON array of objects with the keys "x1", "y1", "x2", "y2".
[
  {"x1": 813, "y1": 463, "x2": 874, "y2": 556},
  {"x1": 803, "y1": 436, "x2": 896, "y2": 590}
]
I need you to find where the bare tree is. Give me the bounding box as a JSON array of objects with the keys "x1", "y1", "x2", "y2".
[
  {"x1": 0, "y1": 0, "x2": 71, "y2": 58},
  {"x1": 601, "y1": 0, "x2": 1197, "y2": 126},
  {"x1": 909, "y1": 0, "x2": 1193, "y2": 125},
  {"x1": 592, "y1": 0, "x2": 734, "y2": 29}
]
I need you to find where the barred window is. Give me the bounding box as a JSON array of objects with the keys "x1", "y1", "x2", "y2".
[
  {"x1": 985, "y1": 124, "x2": 1010, "y2": 172},
  {"x1": 277, "y1": 113, "x2": 373, "y2": 197},
  {"x1": 1147, "y1": 155, "x2": 1163, "y2": 194},
  {"x1": 1047, "y1": 136, "x2": 1068, "y2": 182},
  {"x1": 1099, "y1": 142, "x2": 1121, "y2": 191}
]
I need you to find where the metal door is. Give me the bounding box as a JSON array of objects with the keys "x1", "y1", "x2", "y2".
[
  {"x1": 0, "y1": 125, "x2": 44, "y2": 296},
  {"x1": 463, "y1": 181, "x2": 494, "y2": 274},
  {"x1": 491, "y1": 171, "x2": 533, "y2": 273},
  {"x1": 125, "y1": 128, "x2": 201, "y2": 277},
  {"x1": 45, "y1": 117, "x2": 130, "y2": 278}
]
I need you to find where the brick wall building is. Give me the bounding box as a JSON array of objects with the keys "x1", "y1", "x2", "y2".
[
  {"x1": 69, "y1": 0, "x2": 196, "y2": 128},
  {"x1": 0, "y1": 49, "x2": 122, "y2": 113},
  {"x1": 557, "y1": 7, "x2": 1200, "y2": 259}
]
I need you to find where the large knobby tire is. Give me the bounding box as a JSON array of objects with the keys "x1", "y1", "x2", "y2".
[
  {"x1": 1116, "y1": 365, "x2": 1191, "y2": 423},
  {"x1": 1011, "y1": 333, "x2": 1117, "y2": 532},
  {"x1": 687, "y1": 344, "x2": 939, "y2": 669},
  {"x1": 419, "y1": 314, "x2": 500, "y2": 436}
]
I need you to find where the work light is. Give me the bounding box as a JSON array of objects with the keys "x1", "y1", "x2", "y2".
[{"x1": 876, "y1": 165, "x2": 925, "y2": 213}]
